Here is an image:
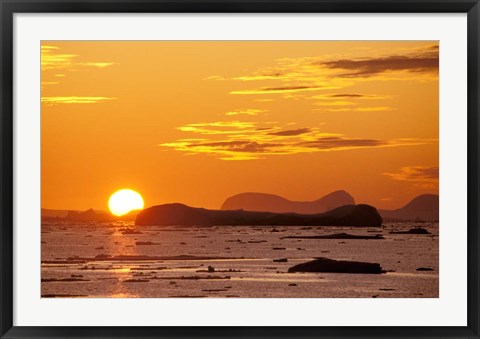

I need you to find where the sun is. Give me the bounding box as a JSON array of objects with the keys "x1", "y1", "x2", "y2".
[{"x1": 108, "y1": 189, "x2": 144, "y2": 216}]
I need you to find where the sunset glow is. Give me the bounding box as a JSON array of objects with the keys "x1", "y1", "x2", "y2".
[
  {"x1": 41, "y1": 40, "x2": 440, "y2": 299},
  {"x1": 108, "y1": 189, "x2": 144, "y2": 216},
  {"x1": 41, "y1": 41, "x2": 438, "y2": 211}
]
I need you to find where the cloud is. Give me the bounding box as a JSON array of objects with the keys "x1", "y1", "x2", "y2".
[
  {"x1": 320, "y1": 108, "x2": 353, "y2": 112},
  {"x1": 299, "y1": 137, "x2": 386, "y2": 149},
  {"x1": 269, "y1": 128, "x2": 311, "y2": 136},
  {"x1": 315, "y1": 101, "x2": 356, "y2": 106},
  {"x1": 354, "y1": 106, "x2": 396, "y2": 112},
  {"x1": 383, "y1": 165, "x2": 439, "y2": 188},
  {"x1": 204, "y1": 75, "x2": 226, "y2": 80},
  {"x1": 230, "y1": 85, "x2": 337, "y2": 95},
  {"x1": 80, "y1": 62, "x2": 115, "y2": 68},
  {"x1": 320, "y1": 106, "x2": 396, "y2": 112},
  {"x1": 318, "y1": 46, "x2": 439, "y2": 78},
  {"x1": 327, "y1": 93, "x2": 367, "y2": 98},
  {"x1": 42, "y1": 96, "x2": 116, "y2": 104},
  {"x1": 41, "y1": 46, "x2": 77, "y2": 71},
  {"x1": 225, "y1": 44, "x2": 438, "y2": 103},
  {"x1": 233, "y1": 71, "x2": 289, "y2": 81},
  {"x1": 41, "y1": 45, "x2": 114, "y2": 73},
  {"x1": 177, "y1": 121, "x2": 258, "y2": 135},
  {"x1": 316, "y1": 93, "x2": 388, "y2": 100},
  {"x1": 160, "y1": 121, "x2": 432, "y2": 160},
  {"x1": 225, "y1": 109, "x2": 266, "y2": 116}
]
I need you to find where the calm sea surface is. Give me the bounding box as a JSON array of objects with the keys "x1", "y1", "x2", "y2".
[{"x1": 41, "y1": 222, "x2": 438, "y2": 298}]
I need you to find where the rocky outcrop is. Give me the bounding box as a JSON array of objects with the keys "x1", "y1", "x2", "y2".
[
  {"x1": 135, "y1": 203, "x2": 382, "y2": 227},
  {"x1": 288, "y1": 257, "x2": 383, "y2": 274}
]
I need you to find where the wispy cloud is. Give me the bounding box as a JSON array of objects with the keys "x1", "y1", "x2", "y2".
[
  {"x1": 230, "y1": 85, "x2": 339, "y2": 95},
  {"x1": 41, "y1": 45, "x2": 77, "y2": 71},
  {"x1": 204, "y1": 75, "x2": 226, "y2": 81},
  {"x1": 268, "y1": 128, "x2": 311, "y2": 136},
  {"x1": 315, "y1": 101, "x2": 357, "y2": 106},
  {"x1": 41, "y1": 45, "x2": 115, "y2": 72},
  {"x1": 160, "y1": 121, "x2": 432, "y2": 160},
  {"x1": 233, "y1": 71, "x2": 290, "y2": 81},
  {"x1": 177, "y1": 121, "x2": 257, "y2": 135},
  {"x1": 354, "y1": 106, "x2": 396, "y2": 112},
  {"x1": 80, "y1": 62, "x2": 115, "y2": 68},
  {"x1": 41, "y1": 45, "x2": 115, "y2": 91},
  {"x1": 225, "y1": 44, "x2": 438, "y2": 105},
  {"x1": 225, "y1": 109, "x2": 266, "y2": 116},
  {"x1": 320, "y1": 106, "x2": 396, "y2": 112},
  {"x1": 383, "y1": 165, "x2": 439, "y2": 189},
  {"x1": 317, "y1": 46, "x2": 439, "y2": 78},
  {"x1": 314, "y1": 93, "x2": 389, "y2": 100},
  {"x1": 42, "y1": 96, "x2": 116, "y2": 104}
]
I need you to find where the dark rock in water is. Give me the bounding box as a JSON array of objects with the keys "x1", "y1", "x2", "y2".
[
  {"x1": 202, "y1": 289, "x2": 229, "y2": 293},
  {"x1": 273, "y1": 258, "x2": 288, "y2": 263},
  {"x1": 196, "y1": 268, "x2": 243, "y2": 273},
  {"x1": 42, "y1": 278, "x2": 90, "y2": 282},
  {"x1": 416, "y1": 267, "x2": 434, "y2": 271},
  {"x1": 136, "y1": 203, "x2": 382, "y2": 227},
  {"x1": 281, "y1": 233, "x2": 384, "y2": 240},
  {"x1": 390, "y1": 227, "x2": 431, "y2": 234},
  {"x1": 42, "y1": 294, "x2": 87, "y2": 298},
  {"x1": 135, "y1": 241, "x2": 160, "y2": 246},
  {"x1": 121, "y1": 228, "x2": 143, "y2": 235},
  {"x1": 288, "y1": 257, "x2": 383, "y2": 274}
]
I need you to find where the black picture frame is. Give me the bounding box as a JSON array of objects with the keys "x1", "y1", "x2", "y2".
[{"x1": 1, "y1": 0, "x2": 479, "y2": 338}]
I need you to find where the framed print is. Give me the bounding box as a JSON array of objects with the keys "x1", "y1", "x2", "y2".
[{"x1": 0, "y1": 0, "x2": 479, "y2": 338}]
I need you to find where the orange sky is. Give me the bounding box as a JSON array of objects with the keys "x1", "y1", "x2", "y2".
[{"x1": 41, "y1": 41, "x2": 439, "y2": 211}]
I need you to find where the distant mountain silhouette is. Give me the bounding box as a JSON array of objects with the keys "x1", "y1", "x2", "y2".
[
  {"x1": 135, "y1": 203, "x2": 382, "y2": 227},
  {"x1": 41, "y1": 208, "x2": 138, "y2": 222},
  {"x1": 379, "y1": 194, "x2": 439, "y2": 221},
  {"x1": 220, "y1": 190, "x2": 355, "y2": 214},
  {"x1": 41, "y1": 208, "x2": 71, "y2": 218}
]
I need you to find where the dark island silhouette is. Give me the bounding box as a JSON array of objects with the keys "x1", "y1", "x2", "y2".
[
  {"x1": 221, "y1": 191, "x2": 438, "y2": 222},
  {"x1": 378, "y1": 194, "x2": 439, "y2": 221},
  {"x1": 41, "y1": 192, "x2": 438, "y2": 223},
  {"x1": 135, "y1": 203, "x2": 382, "y2": 227},
  {"x1": 221, "y1": 190, "x2": 354, "y2": 214}
]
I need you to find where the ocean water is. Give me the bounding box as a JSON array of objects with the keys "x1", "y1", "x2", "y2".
[{"x1": 41, "y1": 222, "x2": 438, "y2": 298}]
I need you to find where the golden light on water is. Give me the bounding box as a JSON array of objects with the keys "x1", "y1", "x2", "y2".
[{"x1": 108, "y1": 189, "x2": 144, "y2": 216}]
